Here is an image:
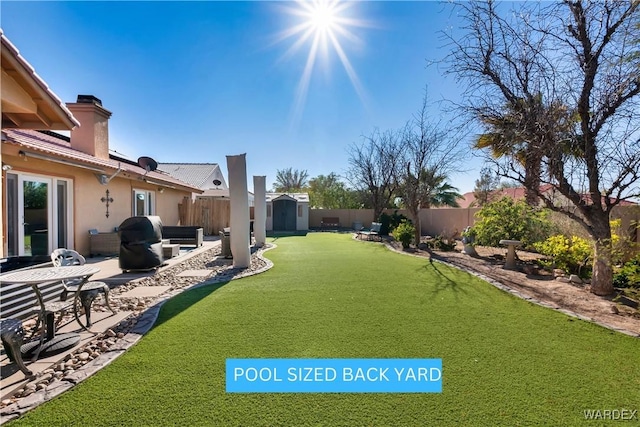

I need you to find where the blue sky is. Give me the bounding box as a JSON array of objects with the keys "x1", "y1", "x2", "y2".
[{"x1": 1, "y1": 1, "x2": 482, "y2": 193}]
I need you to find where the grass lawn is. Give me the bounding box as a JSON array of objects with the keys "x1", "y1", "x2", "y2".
[{"x1": 9, "y1": 233, "x2": 640, "y2": 426}]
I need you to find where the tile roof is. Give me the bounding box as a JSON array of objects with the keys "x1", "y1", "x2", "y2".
[
  {"x1": 157, "y1": 163, "x2": 225, "y2": 190},
  {"x1": 3, "y1": 129, "x2": 202, "y2": 192},
  {"x1": 459, "y1": 184, "x2": 637, "y2": 208},
  {"x1": 1, "y1": 30, "x2": 80, "y2": 129}
]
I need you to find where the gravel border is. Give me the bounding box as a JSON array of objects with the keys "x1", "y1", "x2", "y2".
[{"x1": 0, "y1": 244, "x2": 276, "y2": 423}]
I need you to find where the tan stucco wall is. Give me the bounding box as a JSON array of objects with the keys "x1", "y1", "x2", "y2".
[{"x1": 1, "y1": 149, "x2": 192, "y2": 257}]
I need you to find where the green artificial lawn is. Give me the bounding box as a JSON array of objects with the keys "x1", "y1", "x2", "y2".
[{"x1": 9, "y1": 233, "x2": 640, "y2": 426}]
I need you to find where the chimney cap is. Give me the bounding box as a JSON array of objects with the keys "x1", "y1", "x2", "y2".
[{"x1": 77, "y1": 95, "x2": 102, "y2": 106}]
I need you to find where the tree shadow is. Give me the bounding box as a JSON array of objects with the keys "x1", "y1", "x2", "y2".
[{"x1": 150, "y1": 280, "x2": 230, "y2": 330}]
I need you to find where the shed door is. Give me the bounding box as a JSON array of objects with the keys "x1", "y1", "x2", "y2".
[{"x1": 272, "y1": 200, "x2": 296, "y2": 231}]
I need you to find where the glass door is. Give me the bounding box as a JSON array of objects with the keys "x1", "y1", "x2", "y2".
[{"x1": 18, "y1": 176, "x2": 51, "y2": 256}]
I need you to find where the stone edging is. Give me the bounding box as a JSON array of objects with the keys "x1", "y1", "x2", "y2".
[
  {"x1": 379, "y1": 239, "x2": 640, "y2": 339},
  {"x1": 0, "y1": 244, "x2": 276, "y2": 424}
]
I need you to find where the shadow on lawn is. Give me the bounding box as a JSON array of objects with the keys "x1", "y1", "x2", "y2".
[
  {"x1": 420, "y1": 259, "x2": 471, "y2": 299},
  {"x1": 150, "y1": 280, "x2": 230, "y2": 330}
]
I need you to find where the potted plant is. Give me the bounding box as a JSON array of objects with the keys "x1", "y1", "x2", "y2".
[{"x1": 461, "y1": 226, "x2": 478, "y2": 256}]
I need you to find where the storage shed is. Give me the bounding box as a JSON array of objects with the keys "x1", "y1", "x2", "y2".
[{"x1": 265, "y1": 193, "x2": 309, "y2": 232}]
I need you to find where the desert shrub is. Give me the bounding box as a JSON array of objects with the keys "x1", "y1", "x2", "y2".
[
  {"x1": 425, "y1": 235, "x2": 457, "y2": 251},
  {"x1": 613, "y1": 255, "x2": 640, "y2": 288},
  {"x1": 533, "y1": 235, "x2": 593, "y2": 277},
  {"x1": 473, "y1": 197, "x2": 554, "y2": 248},
  {"x1": 393, "y1": 220, "x2": 415, "y2": 249}
]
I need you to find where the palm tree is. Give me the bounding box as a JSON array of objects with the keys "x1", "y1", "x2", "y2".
[
  {"x1": 273, "y1": 168, "x2": 309, "y2": 192},
  {"x1": 475, "y1": 95, "x2": 577, "y2": 206},
  {"x1": 399, "y1": 166, "x2": 462, "y2": 245}
]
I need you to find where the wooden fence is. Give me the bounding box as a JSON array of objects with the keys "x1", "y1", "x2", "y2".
[{"x1": 178, "y1": 197, "x2": 231, "y2": 235}]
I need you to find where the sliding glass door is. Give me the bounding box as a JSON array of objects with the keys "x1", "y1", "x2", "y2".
[{"x1": 6, "y1": 173, "x2": 72, "y2": 256}]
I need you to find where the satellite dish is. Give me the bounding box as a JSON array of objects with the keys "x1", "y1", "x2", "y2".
[
  {"x1": 213, "y1": 179, "x2": 222, "y2": 186},
  {"x1": 137, "y1": 156, "x2": 158, "y2": 175}
]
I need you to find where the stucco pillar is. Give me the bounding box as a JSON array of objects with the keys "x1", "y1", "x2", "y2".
[
  {"x1": 226, "y1": 154, "x2": 251, "y2": 268},
  {"x1": 253, "y1": 176, "x2": 267, "y2": 246}
]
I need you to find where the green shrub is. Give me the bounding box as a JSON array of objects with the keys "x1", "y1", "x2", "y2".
[
  {"x1": 533, "y1": 235, "x2": 593, "y2": 277},
  {"x1": 378, "y1": 213, "x2": 391, "y2": 236},
  {"x1": 613, "y1": 255, "x2": 640, "y2": 288},
  {"x1": 389, "y1": 211, "x2": 410, "y2": 232},
  {"x1": 473, "y1": 197, "x2": 554, "y2": 248},
  {"x1": 393, "y1": 220, "x2": 415, "y2": 249}
]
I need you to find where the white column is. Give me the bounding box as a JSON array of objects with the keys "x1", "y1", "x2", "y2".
[
  {"x1": 253, "y1": 176, "x2": 267, "y2": 246},
  {"x1": 226, "y1": 154, "x2": 250, "y2": 268}
]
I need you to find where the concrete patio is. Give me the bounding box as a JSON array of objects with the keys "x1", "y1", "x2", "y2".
[{"x1": 1, "y1": 237, "x2": 221, "y2": 402}]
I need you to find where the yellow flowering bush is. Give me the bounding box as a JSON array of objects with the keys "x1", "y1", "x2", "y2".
[{"x1": 534, "y1": 234, "x2": 593, "y2": 276}]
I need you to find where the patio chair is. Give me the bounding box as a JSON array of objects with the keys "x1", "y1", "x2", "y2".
[
  {"x1": 0, "y1": 318, "x2": 32, "y2": 376},
  {"x1": 358, "y1": 222, "x2": 382, "y2": 241},
  {"x1": 48, "y1": 249, "x2": 115, "y2": 330}
]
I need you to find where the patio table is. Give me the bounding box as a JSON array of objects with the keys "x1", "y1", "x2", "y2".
[{"x1": 0, "y1": 265, "x2": 100, "y2": 361}]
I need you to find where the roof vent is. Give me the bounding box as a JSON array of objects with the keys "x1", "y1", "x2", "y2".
[{"x1": 77, "y1": 94, "x2": 103, "y2": 106}]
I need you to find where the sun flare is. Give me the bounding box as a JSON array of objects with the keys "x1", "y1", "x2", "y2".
[{"x1": 273, "y1": 0, "x2": 370, "y2": 126}]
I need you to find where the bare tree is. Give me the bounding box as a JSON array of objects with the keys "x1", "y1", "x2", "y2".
[
  {"x1": 346, "y1": 128, "x2": 404, "y2": 219},
  {"x1": 397, "y1": 90, "x2": 465, "y2": 245},
  {"x1": 444, "y1": 0, "x2": 640, "y2": 295},
  {"x1": 472, "y1": 166, "x2": 501, "y2": 207}
]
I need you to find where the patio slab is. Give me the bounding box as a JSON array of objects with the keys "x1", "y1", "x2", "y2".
[{"x1": 117, "y1": 286, "x2": 171, "y2": 298}]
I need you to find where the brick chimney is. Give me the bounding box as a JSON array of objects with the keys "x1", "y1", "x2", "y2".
[{"x1": 66, "y1": 95, "x2": 112, "y2": 160}]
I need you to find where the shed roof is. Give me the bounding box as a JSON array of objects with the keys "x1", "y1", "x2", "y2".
[{"x1": 266, "y1": 193, "x2": 309, "y2": 203}]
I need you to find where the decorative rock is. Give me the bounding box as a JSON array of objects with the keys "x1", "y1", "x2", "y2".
[
  {"x1": 78, "y1": 352, "x2": 90, "y2": 361},
  {"x1": 106, "y1": 329, "x2": 117, "y2": 337},
  {"x1": 36, "y1": 383, "x2": 47, "y2": 391},
  {"x1": 63, "y1": 369, "x2": 75, "y2": 376},
  {"x1": 117, "y1": 332, "x2": 125, "y2": 338},
  {"x1": 25, "y1": 383, "x2": 37, "y2": 391},
  {"x1": 556, "y1": 276, "x2": 571, "y2": 283},
  {"x1": 569, "y1": 274, "x2": 583, "y2": 284},
  {"x1": 23, "y1": 319, "x2": 37, "y2": 328},
  {"x1": 37, "y1": 374, "x2": 53, "y2": 383},
  {"x1": 553, "y1": 269, "x2": 565, "y2": 277},
  {"x1": 21, "y1": 389, "x2": 34, "y2": 397},
  {"x1": 611, "y1": 305, "x2": 619, "y2": 314},
  {"x1": 2, "y1": 399, "x2": 13, "y2": 406}
]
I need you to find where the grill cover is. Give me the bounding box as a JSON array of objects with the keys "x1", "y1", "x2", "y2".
[{"x1": 118, "y1": 216, "x2": 164, "y2": 271}]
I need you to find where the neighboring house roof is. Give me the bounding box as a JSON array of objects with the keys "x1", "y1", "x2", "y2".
[
  {"x1": 2, "y1": 129, "x2": 202, "y2": 192},
  {"x1": 266, "y1": 193, "x2": 309, "y2": 203},
  {"x1": 460, "y1": 184, "x2": 637, "y2": 208},
  {"x1": 1, "y1": 30, "x2": 80, "y2": 130},
  {"x1": 158, "y1": 163, "x2": 227, "y2": 194}
]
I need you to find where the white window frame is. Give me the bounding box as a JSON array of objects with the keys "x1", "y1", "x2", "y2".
[{"x1": 132, "y1": 189, "x2": 156, "y2": 216}]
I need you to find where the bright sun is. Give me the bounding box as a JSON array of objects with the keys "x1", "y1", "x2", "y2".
[
  {"x1": 310, "y1": 3, "x2": 336, "y2": 32},
  {"x1": 273, "y1": 0, "x2": 370, "y2": 126}
]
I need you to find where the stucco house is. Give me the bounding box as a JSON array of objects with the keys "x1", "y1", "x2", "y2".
[
  {"x1": 266, "y1": 193, "x2": 309, "y2": 232},
  {"x1": 1, "y1": 31, "x2": 201, "y2": 258}
]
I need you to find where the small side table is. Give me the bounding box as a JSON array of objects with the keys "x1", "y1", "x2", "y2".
[{"x1": 499, "y1": 239, "x2": 522, "y2": 270}]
